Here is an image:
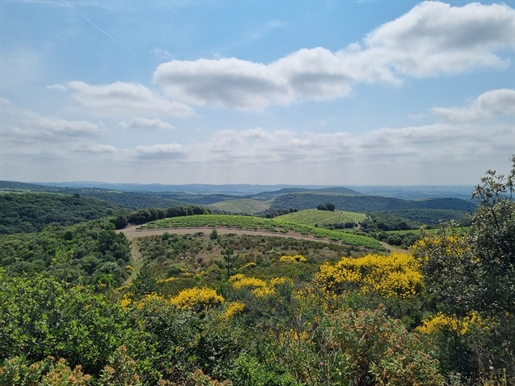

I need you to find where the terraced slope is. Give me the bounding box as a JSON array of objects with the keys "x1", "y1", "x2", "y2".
[{"x1": 209, "y1": 199, "x2": 272, "y2": 214}]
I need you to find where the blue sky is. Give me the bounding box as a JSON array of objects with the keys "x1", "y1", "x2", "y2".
[{"x1": 1, "y1": 0, "x2": 514, "y2": 185}]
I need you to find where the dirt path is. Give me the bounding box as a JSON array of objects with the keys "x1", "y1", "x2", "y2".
[
  {"x1": 118, "y1": 225, "x2": 407, "y2": 253},
  {"x1": 119, "y1": 225, "x2": 339, "y2": 243}
]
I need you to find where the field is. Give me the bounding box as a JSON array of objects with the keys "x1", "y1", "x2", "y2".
[
  {"x1": 276, "y1": 209, "x2": 366, "y2": 227},
  {"x1": 140, "y1": 214, "x2": 385, "y2": 250},
  {"x1": 208, "y1": 198, "x2": 272, "y2": 214}
]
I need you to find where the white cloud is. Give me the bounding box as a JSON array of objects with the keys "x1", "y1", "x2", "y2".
[
  {"x1": 434, "y1": 89, "x2": 515, "y2": 123},
  {"x1": 37, "y1": 118, "x2": 104, "y2": 137},
  {"x1": 57, "y1": 81, "x2": 194, "y2": 117},
  {"x1": 87, "y1": 144, "x2": 118, "y2": 153},
  {"x1": 130, "y1": 119, "x2": 510, "y2": 169},
  {"x1": 134, "y1": 143, "x2": 186, "y2": 160},
  {"x1": 118, "y1": 118, "x2": 176, "y2": 130},
  {"x1": 153, "y1": 2, "x2": 514, "y2": 110},
  {"x1": 1, "y1": 98, "x2": 107, "y2": 161},
  {"x1": 364, "y1": 2, "x2": 514, "y2": 77}
]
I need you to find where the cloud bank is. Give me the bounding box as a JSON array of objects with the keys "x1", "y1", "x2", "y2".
[{"x1": 154, "y1": 2, "x2": 514, "y2": 110}]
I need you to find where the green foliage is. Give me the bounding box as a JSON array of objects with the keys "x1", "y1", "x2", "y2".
[
  {"x1": 208, "y1": 199, "x2": 271, "y2": 214},
  {"x1": 270, "y1": 192, "x2": 474, "y2": 213},
  {"x1": 413, "y1": 157, "x2": 515, "y2": 381},
  {"x1": 0, "y1": 219, "x2": 131, "y2": 285},
  {"x1": 130, "y1": 261, "x2": 159, "y2": 298},
  {"x1": 127, "y1": 205, "x2": 210, "y2": 226},
  {"x1": 316, "y1": 202, "x2": 335, "y2": 211},
  {"x1": 98, "y1": 346, "x2": 142, "y2": 386},
  {"x1": 0, "y1": 356, "x2": 47, "y2": 386},
  {"x1": 277, "y1": 305, "x2": 443, "y2": 386},
  {"x1": 0, "y1": 274, "x2": 139, "y2": 376},
  {"x1": 143, "y1": 214, "x2": 385, "y2": 250},
  {"x1": 275, "y1": 209, "x2": 366, "y2": 228},
  {"x1": 0, "y1": 193, "x2": 127, "y2": 234}
]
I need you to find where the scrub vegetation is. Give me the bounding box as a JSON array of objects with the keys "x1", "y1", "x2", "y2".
[{"x1": 1, "y1": 160, "x2": 514, "y2": 385}]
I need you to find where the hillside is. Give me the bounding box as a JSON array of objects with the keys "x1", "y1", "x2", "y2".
[
  {"x1": 0, "y1": 180, "x2": 187, "y2": 209},
  {"x1": 275, "y1": 209, "x2": 366, "y2": 227},
  {"x1": 0, "y1": 192, "x2": 128, "y2": 234},
  {"x1": 269, "y1": 193, "x2": 475, "y2": 213},
  {"x1": 251, "y1": 186, "x2": 362, "y2": 200},
  {"x1": 208, "y1": 198, "x2": 272, "y2": 213}
]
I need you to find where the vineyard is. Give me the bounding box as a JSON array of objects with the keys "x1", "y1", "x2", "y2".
[
  {"x1": 141, "y1": 214, "x2": 385, "y2": 250},
  {"x1": 275, "y1": 208, "x2": 366, "y2": 227},
  {"x1": 208, "y1": 198, "x2": 272, "y2": 214}
]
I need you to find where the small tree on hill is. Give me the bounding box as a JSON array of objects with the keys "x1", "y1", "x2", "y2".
[{"x1": 317, "y1": 202, "x2": 335, "y2": 211}]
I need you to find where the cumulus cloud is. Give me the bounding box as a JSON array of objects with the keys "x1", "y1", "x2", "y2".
[
  {"x1": 56, "y1": 81, "x2": 194, "y2": 117},
  {"x1": 118, "y1": 118, "x2": 176, "y2": 130},
  {"x1": 153, "y1": 2, "x2": 514, "y2": 110},
  {"x1": 433, "y1": 89, "x2": 515, "y2": 123},
  {"x1": 364, "y1": 2, "x2": 514, "y2": 77}
]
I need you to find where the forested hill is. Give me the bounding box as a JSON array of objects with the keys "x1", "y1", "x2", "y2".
[
  {"x1": 251, "y1": 186, "x2": 362, "y2": 200},
  {"x1": 0, "y1": 193, "x2": 128, "y2": 234},
  {"x1": 0, "y1": 180, "x2": 187, "y2": 209},
  {"x1": 269, "y1": 193, "x2": 475, "y2": 213}
]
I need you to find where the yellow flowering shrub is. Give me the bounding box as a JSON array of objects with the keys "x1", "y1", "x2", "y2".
[
  {"x1": 314, "y1": 252, "x2": 423, "y2": 298},
  {"x1": 411, "y1": 234, "x2": 470, "y2": 262},
  {"x1": 229, "y1": 274, "x2": 293, "y2": 298},
  {"x1": 270, "y1": 277, "x2": 293, "y2": 287},
  {"x1": 224, "y1": 301, "x2": 246, "y2": 319},
  {"x1": 417, "y1": 312, "x2": 484, "y2": 336},
  {"x1": 120, "y1": 294, "x2": 132, "y2": 310},
  {"x1": 240, "y1": 262, "x2": 257, "y2": 271},
  {"x1": 229, "y1": 274, "x2": 267, "y2": 291},
  {"x1": 171, "y1": 287, "x2": 224, "y2": 311},
  {"x1": 280, "y1": 254, "x2": 307, "y2": 262}
]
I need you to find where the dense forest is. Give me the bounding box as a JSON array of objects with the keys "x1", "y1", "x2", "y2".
[
  {"x1": 0, "y1": 193, "x2": 128, "y2": 234},
  {"x1": 269, "y1": 192, "x2": 474, "y2": 213},
  {"x1": 0, "y1": 162, "x2": 514, "y2": 385}
]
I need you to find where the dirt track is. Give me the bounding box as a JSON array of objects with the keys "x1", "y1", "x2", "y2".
[
  {"x1": 117, "y1": 225, "x2": 406, "y2": 253},
  {"x1": 119, "y1": 225, "x2": 337, "y2": 243}
]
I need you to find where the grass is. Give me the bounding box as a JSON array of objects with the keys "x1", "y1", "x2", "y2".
[
  {"x1": 276, "y1": 209, "x2": 366, "y2": 227},
  {"x1": 208, "y1": 199, "x2": 272, "y2": 214},
  {"x1": 140, "y1": 214, "x2": 385, "y2": 251}
]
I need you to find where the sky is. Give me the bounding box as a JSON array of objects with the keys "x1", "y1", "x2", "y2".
[{"x1": 1, "y1": 0, "x2": 514, "y2": 186}]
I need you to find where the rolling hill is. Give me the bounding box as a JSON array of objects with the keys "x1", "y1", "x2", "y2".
[
  {"x1": 208, "y1": 199, "x2": 272, "y2": 214},
  {"x1": 269, "y1": 193, "x2": 475, "y2": 213},
  {"x1": 275, "y1": 209, "x2": 366, "y2": 227}
]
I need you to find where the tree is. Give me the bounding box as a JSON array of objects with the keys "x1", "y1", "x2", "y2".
[
  {"x1": 414, "y1": 157, "x2": 515, "y2": 316},
  {"x1": 412, "y1": 156, "x2": 515, "y2": 379},
  {"x1": 131, "y1": 262, "x2": 158, "y2": 298},
  {"x1": 317, "y1": 202, "x2": 335, "y2": 211},
  {"x1": 216, "y1": 248, "x2": 239, "y2": 280},
  {"x1": 114, "y1": 214, "x2": 129, "y2": 230}
]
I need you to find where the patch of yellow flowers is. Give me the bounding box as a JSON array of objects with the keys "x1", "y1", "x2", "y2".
[
  {"x1": 229, "y1": 274, "x2": 293, "y2": 298},
  {"x1": 279, "y1": 254, "x2": 307, "y2": 262},
  {"x1": 171, "y1": 287, "x2": 225, "y2": 311},
  {"x1": 314, "y1": 252, "x2": 423, "y2": 299},
  {"x1": 417, "y1": 312, "x2": 485, "y2": 336}
]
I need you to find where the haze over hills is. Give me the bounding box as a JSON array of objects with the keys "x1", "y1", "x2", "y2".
[
  {"x1": 1, "y1": 180, "x2": 475, "y2": 217},
  {"x1": 5, "y1": 180, "x2": 475, "y2": 200}
]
